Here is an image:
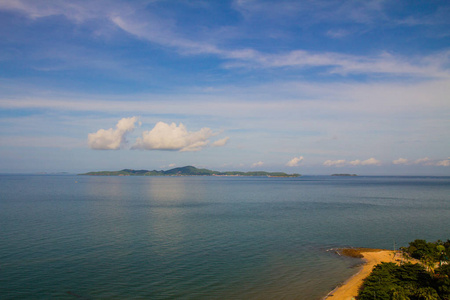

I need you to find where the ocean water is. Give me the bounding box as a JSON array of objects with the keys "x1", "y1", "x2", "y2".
[{"x1": 0, "y1": 175, "x2": 449, "y2": 299}]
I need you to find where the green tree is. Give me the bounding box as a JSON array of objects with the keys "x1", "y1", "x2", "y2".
[
  {"x1": 414, "y1": 287, "x2": 440, "y2": 299},
  {"x1": 390, "y1": 286, "x2": 410, "y2": 300}
]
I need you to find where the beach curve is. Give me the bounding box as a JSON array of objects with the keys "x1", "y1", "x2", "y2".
[{"x1": 324, "y1": 249, "x2": 400, "y2": 300}]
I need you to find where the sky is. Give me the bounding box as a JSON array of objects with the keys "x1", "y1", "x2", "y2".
[{"x1": 0, "y1": 0, "x2": 449, "y2": 175}]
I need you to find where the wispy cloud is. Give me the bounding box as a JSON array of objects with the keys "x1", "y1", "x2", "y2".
[
  {"x1": 223, "y1": 50, "x2": 450, "y2": 78},
  {"x1": 0, "y1": 0, "x2": 116, "y2": 22},
  {"x1": 212, "y1": 137, "x2": 230, "y2": 147},
  {"x1": 2, "y1": 0, "x2": 448, "y2": 79},
  {"x1": 1, "y1": 0, "x2": 449, "y2": 174},
  {"x1": 326, "y1": 29, "x2": 350, "y2": 39},
  {"x1": 397, "y1": 6, "x2": 450, "y2": 27},
  {"x1": 232, "y1": 0, "x2": 386, "y2": 25},
  {"x1": 2, "y1": 75, "x2": 449, "y2": 115}
]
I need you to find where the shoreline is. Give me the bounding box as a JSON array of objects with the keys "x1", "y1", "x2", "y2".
[{"x1": 324, "y1": 248, "x2": 401, "y2": 300}]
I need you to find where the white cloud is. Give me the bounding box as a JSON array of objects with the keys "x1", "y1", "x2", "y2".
[
  {"x1": 414, "y1": 157, "x2": 430, "y2": 165},
  {"x1": 393, "y1": 158, "x2": 409, "y2": 165},
  {"x1": 326, "y1": 29, "x2": 350, "y2": 39},
  {"x1": 133, "y1": 122, "x2": 215, "y2": 152},
  {"x1": 226, "y1": 50, "x2": 449, "y2": 78},
  {"x1": 88, "y1": 116, "x2": 137, "y2": 150},
  {"x1": 436, "y1": 159, "x2": 450, "y2": 167},
  {"x1": 0, "y1": 0, "x2": 113, "y2": 22},
  {"x1": 2, "y1": 77, "x2": 448, "y2": 118},
  {"x1": 413, "y1": 157, "x2": 449, "y2": 167},
  {"x1": 391, "y1": 157, "x2": 449, "y2": 167},
  {"x1": 3, "y1": 0, "x2": 448, "y2": 79},
  {"x1": 168, "y1": 163, "x2": 176, "y2": 167},
  {"x1": 323, "y1": 158, "x2": 381, "y2": 167},
  {"x1": 286, "y1": 156, "x2": 304, "y2": 167},
  {"x1": 252, "y1": 161, "x2": 264, "y2": 168},
  {"x1": 361, "y1": 158, "x2": 381, "y2": 166},
  {"x1": 350, "y1": 158, "x2": 381, "y2": 166},
  {"x1": 211, "y1": 137, "x2": 230, "y2": 147},
  {"x1": 323, "y1": 159, "x2": 346, "y2": 167},
  {"x1": 232, "y1": 0, "x2": 386, "y2": 25},
  {"x1": 349, "y1": 159, "x2": 361, "y2": 166}
]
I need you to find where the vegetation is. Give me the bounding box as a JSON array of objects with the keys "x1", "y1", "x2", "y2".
[
  {"x1": 80, "y1": 166, "x2": 301, "y2": 177},
  {"x1": 357, "y1": 239, "x2": 450, "y2": 300},
  {"x1": 402, "y1": 239, "x2": 450, "y2": 268}
]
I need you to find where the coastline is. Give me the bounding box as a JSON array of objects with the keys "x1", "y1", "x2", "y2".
[{"x1": 324, "y1": 248, "x2": 401, "y2": 300}]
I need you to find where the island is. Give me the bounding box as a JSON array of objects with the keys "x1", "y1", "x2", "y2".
[
  {"x1": 79, "y1": 166, "x2": 301, "y2": 177},
  {"x1": 331, "y1": 173, "x2": 357, "y2": 176}
]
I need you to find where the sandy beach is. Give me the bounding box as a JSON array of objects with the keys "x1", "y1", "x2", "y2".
[{"x1": 324, "y1": 249, "x2": 400, "y2": 300}]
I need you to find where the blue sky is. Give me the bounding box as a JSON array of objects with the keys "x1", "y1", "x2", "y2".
[{"x1": 0, "y1": 0, "x2": 449, "y2": 175}]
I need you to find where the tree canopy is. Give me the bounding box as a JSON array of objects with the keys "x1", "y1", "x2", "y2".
[{"x1": 358, "y1": 239, "x2": 450, "y2": 300}]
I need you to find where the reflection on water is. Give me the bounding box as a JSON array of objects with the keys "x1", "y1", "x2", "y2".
[
  {"x1": 147, "y1": 178, "x2": 191, "y2": 255},
  {"x1": 0, "y1": 175, "x2": 449, "y2": 299},
  {"x1": 148, "y1": 177, "x2": 188, "y2": 204}
]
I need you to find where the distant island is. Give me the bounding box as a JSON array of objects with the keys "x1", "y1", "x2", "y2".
[
  {"x1": 331, "y1": 174, "x2": 357, "y2": 176},
  {"x1": 80, "y1": 166, "x2": 300, "y2": 177}
]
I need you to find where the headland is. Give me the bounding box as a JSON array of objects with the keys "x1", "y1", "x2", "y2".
[{"x1": 324, "y1": 248, "x2": 400, "y2": 300}]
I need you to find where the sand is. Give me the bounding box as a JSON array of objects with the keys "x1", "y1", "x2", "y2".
[{"x1": 324, "y1": 249, "x2": 400, "y2": 300}]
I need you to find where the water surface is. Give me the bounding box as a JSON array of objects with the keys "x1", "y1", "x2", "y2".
[{"x1": 1, "y1": 175, "x2": 449, "y2": 299}]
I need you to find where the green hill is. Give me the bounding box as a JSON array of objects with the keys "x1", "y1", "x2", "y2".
[{"x1": 80, "y1": 166, "x2": 300, "y2": 177}]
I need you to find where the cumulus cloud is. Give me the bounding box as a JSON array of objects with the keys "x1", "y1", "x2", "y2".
[
  {"x1": 360, "y1": 158, "x2": 381, "y2": 166},
  {"x1": 436, "y1": 159, "x2": 450, "y2": 167},
  {"x1": 348, "y1": 158, "x2": 381, "y2": 166},
  {"x1": 88, "y1": 116, "x2": 138, "y2": 150},
  {"x1": 414, "y1": 157, "x2": 448, "y2": 166},
  {"x1": 393, "y1": 158, "x2": 409, "y2": 165},
  {"x1": 252, "y1": 161, "x2": 264, "y2": 168},
  {"x1": 323, "y1": 158, "x2": 381, "y2": 167},
  {"x1": 133, "y1": 122, "x2": 215, "y2": 152},
  {"x1": 414, "y1": 157, "x2": 430, "y2": 165},
  {"x1": 349, "y1": 159, "x2": 361, "y2": 166},
  {"x1": 211, "y1": 137, "x2": 230, "y2": 147},
  {"x1": 392, "y1": 157, "x2": 449, "y2": 166},
  {"x1": 323, "y1": 159, "x2": 346, "y2": 167},
  {"x1": 286, "y1": 156, "x2": 304, "y2": 167},
  {"x1": 88, "y1": 119, "x2": 227, "y2": 152}
]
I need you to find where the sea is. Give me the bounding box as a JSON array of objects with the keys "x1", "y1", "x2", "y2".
[{"x1": 1, "y1": 175, "x2": 449, "y2": 299}]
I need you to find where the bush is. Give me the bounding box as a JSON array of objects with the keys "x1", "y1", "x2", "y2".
[{"x1": 357, "y1": 262, "x2": 447, "y2": 300}]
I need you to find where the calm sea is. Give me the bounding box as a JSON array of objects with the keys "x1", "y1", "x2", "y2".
[{"x1": 1, "y1": 175, "x2": 449, "y2": 299}]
